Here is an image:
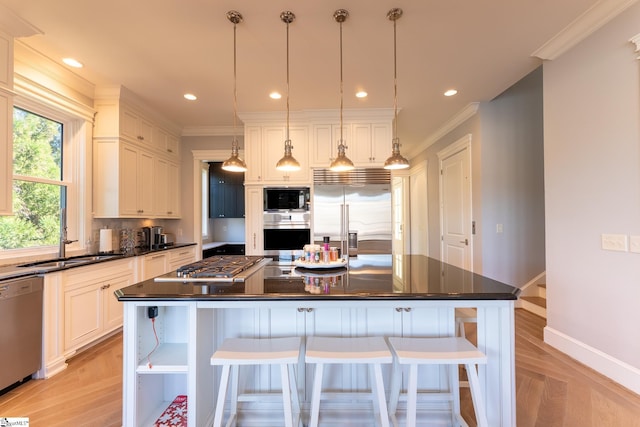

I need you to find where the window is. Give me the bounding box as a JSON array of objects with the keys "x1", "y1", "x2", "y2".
[{"x1": 0, "y1": 108, "x2": 65, "y2": 250}]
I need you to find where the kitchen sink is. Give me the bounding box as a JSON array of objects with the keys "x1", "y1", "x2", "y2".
[{"x1": 18, "y1": 254, "x2": 124, "y2": 268}]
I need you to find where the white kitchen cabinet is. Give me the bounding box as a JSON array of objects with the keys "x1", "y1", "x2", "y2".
[
  {"x1": 153, "y1": 126, "x2": 180, "y2": 160},
  {"x1": 244, "y1": 125, "x2": 310, "y2": 185},
  {"x1": 63, "y1": 258, "x2": 135, "y2": 353},
  {"x1": 153, "y1": 157, "x2": 180, "y2": 218},
  {"x1": 121, "y1": 104, "x2": 154, "y2": 147},
  {"x1": 349, "y1": 122, "x2": 392, "y2": 167},
  {"x1": 141, "y1": 251, "x2": 169, "y2": 281},
  {"x1": 168, "y1": 246, "x2": 197, "y2": 270},
  {"x1": 310, "y1": 123, "x2": 352, "y2": 168},
  {"x1": 244, "y1": 186, "x2": 263, "y2": 255},
  {"x1": 121, "y1": 142, "x2": 154, "y2": 217}
]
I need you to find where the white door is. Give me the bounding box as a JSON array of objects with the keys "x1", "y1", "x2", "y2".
[{"x1": 438, "y1": 135, "x2": 472, "y2": 270}]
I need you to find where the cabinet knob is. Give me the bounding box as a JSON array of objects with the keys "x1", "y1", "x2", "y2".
[{"x1": 137, "y1": 135, "x2": 144, "y2": 141}]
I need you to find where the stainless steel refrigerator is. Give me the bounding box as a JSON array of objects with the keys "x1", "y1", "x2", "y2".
[{"x1": 313, "y1": 169, "x2": 392, "y2": 256}]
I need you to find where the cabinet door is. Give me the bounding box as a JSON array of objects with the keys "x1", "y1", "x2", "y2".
[
  {"x1": 154, "y1": 157, "x2": 169, "y2": 217},
  {"x1": 244, "y1": 186, "x2": 263, "y2": 255},
  {"x1": 209, "y1": 162, "x2": 225, "y2": 218},
  {"x1": 244, "y1": 126, "x2": 263, "y2": 183},
  {"x1": 371, "y1": 123, "x2": 392, "y2": 166},
  {"x1": 311, "y1": 124, "x2": 335, "y2": 167},
  {"x1": 103, "y1": 273, "x2": 134, "y2": 332},
  {"x1": 263, "y1": 126, "x2": 309, "y2": 184},
  {"x1": 138, "y1": 150, "x2": 154, "y2": 216},
  {"x1": 350, "y1": 123, "x2": 373, "y2": 164},
  {"x1": 142, "y1": 252, "x2": 169, "y2": 280},
  {"x1": 120, "y1": 144, "x2": 140, "y2": 216},
  {"x1": 167, "y1": 161, "x2": 180, "y2": 217},
  {"x1": 65, "y1": 282, "x2": 102, "y2": 350}
]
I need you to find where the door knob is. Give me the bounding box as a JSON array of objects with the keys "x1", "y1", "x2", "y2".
[{"x1": 460, "y1": 238, "x2": 469, "y2": 245}]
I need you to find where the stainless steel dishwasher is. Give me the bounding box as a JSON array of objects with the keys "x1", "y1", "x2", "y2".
[{"x1": 0, "y1": 275, "x2": 43, "y2": 391}]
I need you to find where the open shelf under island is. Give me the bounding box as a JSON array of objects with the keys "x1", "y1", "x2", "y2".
[{"x1": 116, "y1": 254, "x2": 520, "y2": 427}]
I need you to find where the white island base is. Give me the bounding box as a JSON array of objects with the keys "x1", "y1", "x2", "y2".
[{"x1": 122, "y1": 299, "x2": 515, "y2": 427}]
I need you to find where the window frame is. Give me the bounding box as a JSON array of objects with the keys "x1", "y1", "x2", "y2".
[{"x1": 0, "y1": 90, "x2": 91, "y2": 261}]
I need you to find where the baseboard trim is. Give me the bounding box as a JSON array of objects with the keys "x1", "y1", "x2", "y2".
[{"x1": 544, "y1": 326, "x2": 640, "y2": 395}]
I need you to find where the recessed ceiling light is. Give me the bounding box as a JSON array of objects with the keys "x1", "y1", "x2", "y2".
[
  {"x1": 62, "y1": 58, "x2": 83, "y2": 68},
  {"x1": 444, "y1": 89, "x2": 458, "y2": 97},
  {"x1": 355, "y1": 91, "x2": 368, "y2": 98},
  {"x1": 184, "y1": 93, "x2": 197, "y2": 101},
  {"x1": 270, "y1": 92, "x2": 282, "y2": 100}
]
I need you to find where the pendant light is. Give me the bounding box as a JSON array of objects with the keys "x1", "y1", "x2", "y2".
[
  {"x1": 221, "y1": 10, "x2": 247, "y2": 172},
  {"x1": 329, "y1": 9, "x2": 355, "y2": 172},
  {"x1": 275, "y1": 11, "x2": 301, "y2": 172},
  {"x1": 383, "y1": 8, "x2": 410, "y2": 170}
]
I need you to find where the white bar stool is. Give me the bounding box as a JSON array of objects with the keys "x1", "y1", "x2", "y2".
[
  {"x1": 388, "y1": 337, "x2": 488, "y2": 427},
  {"x1": 210, "y1": 337, "x2": 302, "y2": 427},
  {"x1": 305, "y1": 336, "x2": 392, "y2": 427}
]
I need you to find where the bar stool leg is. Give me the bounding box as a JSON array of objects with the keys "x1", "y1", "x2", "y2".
[
  {"x1": 288, "y1": 363, "x2": 301, "y2": 424},
  {"x1": 406, "y1": 364, "x2": 418, "y2": 427},
  {"x1": 309, "y1": 363, "x2": 325, "y2": 427},
  {"x1": 213, "y1": 364, "x2": 231, "y2": 427},
  {"x1": 465, "y1": 364, "x2": 488, "y2": 427},
  {"x1": 371, "y1": 363, "x2": 390, "y2": 427},
  {"x1": 279, "y1": 363, "x2": 294, "y2": 427},
  {"x1": 388, "y1": 359, "x2": 402, "y2": 416}
]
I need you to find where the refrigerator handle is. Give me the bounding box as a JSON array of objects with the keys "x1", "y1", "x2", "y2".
[{"x1": 344, "y1": 204, "x2": 350, "y2": 258}]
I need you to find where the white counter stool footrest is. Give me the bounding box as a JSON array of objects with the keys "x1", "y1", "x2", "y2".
[
  {"x1": 387, "y1": 336, "x2": 488, "y2": 427},
  {"x1": 305, "y1": 336, "x2": 392, "y2": 427},
  {"x1": 210, "y1": 337, "x2": 302, "y2": 427}
]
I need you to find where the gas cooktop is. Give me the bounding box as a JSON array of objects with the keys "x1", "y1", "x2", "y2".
[{"x1": 154, "y1": 255, "x2": 267, "y2": 283}]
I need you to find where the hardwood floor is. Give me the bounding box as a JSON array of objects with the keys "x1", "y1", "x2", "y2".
[{"x1": 1, "y1": 309, "x2": 639, "y2": 426}]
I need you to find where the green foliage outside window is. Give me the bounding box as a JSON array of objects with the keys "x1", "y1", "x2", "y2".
[{"x1": 0, "y1": 108, "x2": 63, "y2": 250}]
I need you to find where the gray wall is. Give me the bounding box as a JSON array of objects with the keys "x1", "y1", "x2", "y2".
[
  {"x1": 480, "y1": 67, "x2": 546, "y2": 286},
  {"x1": 410, "y1": 67, "x2": 545, "y2": 287}
]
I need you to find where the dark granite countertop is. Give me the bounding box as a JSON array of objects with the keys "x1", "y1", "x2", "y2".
[
  {"x1": 115, "y1": 254, "x2": 520, "y2": 301},
  {"x1": 0, "y1": 242, "x2": 197, "y2": 282}
]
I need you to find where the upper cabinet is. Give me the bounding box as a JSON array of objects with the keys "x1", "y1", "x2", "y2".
[
  {"x1": 244, "y1": 124, "x2": 310, "y2": 185},
  {"x1": 93, "y1": 86, "x2": 182, "y2": 219},
  {"x1": 209, "y1": 162, "x2": 245, "y2": 218},
  {"x1": 241, "y1": 109, "x2": 393, "y2": 184}
]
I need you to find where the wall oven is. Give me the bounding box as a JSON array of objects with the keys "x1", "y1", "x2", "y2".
[{"x1": 263, "y1": 211, "x2": 311, "y2": 260}]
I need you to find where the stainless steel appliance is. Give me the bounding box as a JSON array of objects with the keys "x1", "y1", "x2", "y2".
[
  {"x1": 154, "y1": 255, "x2": 269, "y2": 283},
  {"x1": 263, "y1": 187, "x2": 310, "y2": 211},
  {"x1": 0, "y1": 275, "x2": 43, "y2": 391},
  {"x1": 313, "y1": 169, "x2": 392, "y2": 257},
  {"x1": 263, "y1": 211, "x2": 311, "y2": 260}
]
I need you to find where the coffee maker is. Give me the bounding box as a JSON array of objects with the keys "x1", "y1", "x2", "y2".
[{"x1": 140, "y1": 226, "x2": 163, "y2": 250}]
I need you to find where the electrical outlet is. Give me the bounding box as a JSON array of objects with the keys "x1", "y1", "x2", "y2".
[
  {"x1": 630, "y1": 235, "x2": 640, "y2": 254},
  {"x1": 496, "y1": 224, "x2": 503, "y2": 233},
  {"x1": 601, "y1": 234, "x2": 628, "y2": 252}
]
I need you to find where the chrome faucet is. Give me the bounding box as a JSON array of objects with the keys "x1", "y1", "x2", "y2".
[{"x1": 59, "y1": 224, "x2": 77, "y2": 259}]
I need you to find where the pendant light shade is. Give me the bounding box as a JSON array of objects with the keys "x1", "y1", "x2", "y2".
[
  {"x1": 383, "y1": 8, "x2": 410, "y2": 171},
  {"x1": 221, "y1": 10, "x2": 247, "y2": 173},
  {"x1": 329, "y1": 9, "x2": 355, "y2": 172},
  {"x1": 276, "y1": 11, "x2": 301, "y2": 172}
]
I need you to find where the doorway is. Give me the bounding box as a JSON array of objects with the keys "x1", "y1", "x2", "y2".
[{"x1": 438, "y1": 135, "x2": 472, "y2": 270}]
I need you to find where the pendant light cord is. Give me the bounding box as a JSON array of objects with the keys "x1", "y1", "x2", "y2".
[
  {"x1": 233, "y1": 21, "x2": 238, "y2": 146},
  {"x1": 393, "y1": 16, "x2": 398, "y2": 143},
  {"x1": 339, "y1": 19, "x2": 344, "y2": 143},
  {"x1": 285, "y1": 20, "x2": 290, "y2": 144}
]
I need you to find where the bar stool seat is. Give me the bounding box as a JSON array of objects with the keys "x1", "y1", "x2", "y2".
[
  {"x1": 305, "y1": 336, "x2": 392, "y2": 427},
  {"x1": 388, "y1": 336, "x2": 488, "y2": 427},
  {"x1": 211, "y1": 337, "x2": 301, "y2": 427}
]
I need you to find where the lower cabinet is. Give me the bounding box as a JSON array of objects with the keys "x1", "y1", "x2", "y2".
[{"x1": 63, "y1": 258, "x2": 135, "y2": 353}]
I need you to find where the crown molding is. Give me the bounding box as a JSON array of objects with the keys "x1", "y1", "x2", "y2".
[
  {"x1": 182, "y1": 126, "x2": 239, "y2": 137},
  {"x1": 629, "y1": 33, "x2": 640, "y2": 58},
  {"x1": 0, "y1": 4, "x2": 42, "y2": 37},
  {"x1": 532, "y1": 0, "x2": 639, "y2": 60},
  {"x1": 407, "y1": 102, "x2": 479, "y2": 158}
]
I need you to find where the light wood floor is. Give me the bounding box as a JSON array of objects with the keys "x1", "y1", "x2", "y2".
[{"x1": 1, "y1": 309, "x2": 640, "y2": 426}]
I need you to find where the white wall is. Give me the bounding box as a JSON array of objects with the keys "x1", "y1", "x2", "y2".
[{"x1": 543, "y1": 3, "x2": 640, "y2": 393}]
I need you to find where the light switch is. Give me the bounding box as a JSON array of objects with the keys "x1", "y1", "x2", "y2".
[
  {"x1": 630, "y1": 235, "x2": 640, "y2": 254},
  {"x1": 601, "y1": 234, "x2": 628, "y2": 252},
  {"x1": 496, "y1": 224, "x2": 503, "y2": 233}
]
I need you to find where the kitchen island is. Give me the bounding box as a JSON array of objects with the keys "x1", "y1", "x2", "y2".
[{"x1": 116, "y1": 254, "x2": 519, "y2": 427}]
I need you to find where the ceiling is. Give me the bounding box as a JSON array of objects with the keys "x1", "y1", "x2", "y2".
[{"x1": 0, "y1": 0, "x2": 609, "y2": 157}]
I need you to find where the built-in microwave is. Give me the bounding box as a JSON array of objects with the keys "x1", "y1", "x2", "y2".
[{"x1": 263, "y1": 187, "x2": 310, "y2": 211}]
